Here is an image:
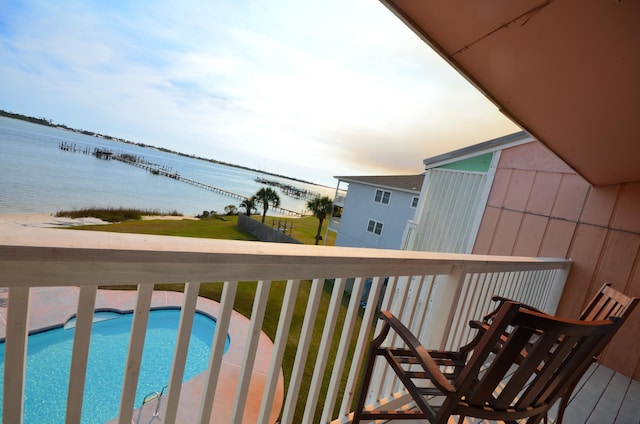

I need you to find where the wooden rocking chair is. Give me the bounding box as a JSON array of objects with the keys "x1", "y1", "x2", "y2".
[
  {"x1": 462, "y1": 282, "x2": 639, "y2": 423},
  {"x1": 353, "y1": 301, "x2": 624, "y2": 424}
]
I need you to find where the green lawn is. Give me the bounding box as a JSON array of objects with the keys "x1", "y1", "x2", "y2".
[
  {"x1": 74, "y1": 214, "x2": 336, "y2": 245},
  {"x1": 154, "y1": 279, "x2": 361, "y2": 421},
  {"x1": 74, "y1": 216, "x2": 259, "y2": 240},
  {"x1": 74, "y1": 214, "x2": 356, "y2": 421}
]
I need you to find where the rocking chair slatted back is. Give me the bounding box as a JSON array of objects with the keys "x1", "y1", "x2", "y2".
[
  {"x1": 580, "y1": 283, "x2": 638, "y2": 322},
  {"x1": 450, "y1": 303, "x2": 620, "y2": 421}
]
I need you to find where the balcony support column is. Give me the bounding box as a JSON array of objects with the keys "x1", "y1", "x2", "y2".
[
  {"x1": 419, "y1": 265, "x2": 465, "y2": 350},
  {"x1": 543, "y1": 263, "x2": 572, "y2": 314}
]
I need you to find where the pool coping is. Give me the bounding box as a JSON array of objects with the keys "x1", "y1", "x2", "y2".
[{"x1": 0, "y1": 287, "x2": 284, "y2": 423}]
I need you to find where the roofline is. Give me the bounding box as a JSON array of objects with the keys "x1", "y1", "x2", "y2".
[
  {"x1": 333, "y1": 175, "x2": 424, "y2": 194},
  {"x1": 422, "y1": 131, "x2": 534, "y2": 169}
]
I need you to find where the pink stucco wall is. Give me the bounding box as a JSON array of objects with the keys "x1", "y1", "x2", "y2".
[{"x1": 473, "y1": 141, "x2": 640, "y2": 379}]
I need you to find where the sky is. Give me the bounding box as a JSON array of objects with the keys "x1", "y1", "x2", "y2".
[{"x1": 0, "y1": 0, "x2": 519, "y2": 187}]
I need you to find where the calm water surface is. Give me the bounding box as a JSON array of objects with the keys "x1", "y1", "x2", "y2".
[
  {"x1": 0, "y1": 116, "x2": 333, "y2": 216},
  {"x1": 0, "y1": 309, "x2": 226, "y2": 423}
]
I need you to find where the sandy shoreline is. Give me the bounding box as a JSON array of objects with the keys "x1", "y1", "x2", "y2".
[
  {"x1": 0, "y1": 213, "x2": 196, "y2": 228},
  {"x1": 0, "y1": 213, "x2": 110, "y2": 228}
]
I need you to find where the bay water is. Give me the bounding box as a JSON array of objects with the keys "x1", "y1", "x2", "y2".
[{"x1": 0, "y1": 116, "x2": 334, "y2": 217}]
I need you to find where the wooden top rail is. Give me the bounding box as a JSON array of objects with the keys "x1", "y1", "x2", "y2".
[{"x1": 0, "y1": 225, "x2": 570, "y2": 286}]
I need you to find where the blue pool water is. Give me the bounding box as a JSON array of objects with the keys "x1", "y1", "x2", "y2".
[{"x1": 0, "y1": 308, "x2": 229, "y2": 423}]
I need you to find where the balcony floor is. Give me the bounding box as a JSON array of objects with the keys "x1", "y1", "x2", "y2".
[{"x1": 383, "y1": 363, "x2": 640, "y2": 424}]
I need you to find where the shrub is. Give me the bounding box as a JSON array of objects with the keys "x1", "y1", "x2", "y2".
[{"x1": 55, "y1": 207, "x2": 180, "y2": 223}]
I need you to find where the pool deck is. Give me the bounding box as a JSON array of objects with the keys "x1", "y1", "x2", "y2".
[{"x1": 0, "y1": 286, "x2": 284, "y2": 424}]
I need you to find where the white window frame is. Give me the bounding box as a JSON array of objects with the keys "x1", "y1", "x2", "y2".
[
  {"x1": 367, "y1": 219, "x2": 383, "y2": 236},
  {"x1": 374, "y1": 189, "x2": 391, "y2": 205}
]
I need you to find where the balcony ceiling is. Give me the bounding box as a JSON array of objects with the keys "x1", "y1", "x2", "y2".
[{"x1": 381, "y1": 0, "x2": 640, "y2": 186}]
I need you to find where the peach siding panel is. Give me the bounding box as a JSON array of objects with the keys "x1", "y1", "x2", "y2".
[
  {"x1": 503, "y1": 170, "x2": 535, "y2": 211},
  {"x1": 512, "y1": 214, "x2": 548, "y2": 257},
  {"x1": 486, "y1": 168, "x2": 511, "y2": 208},
  {"x1": 538, "y1": 219, "x2": 576, "y2": 258},
  {"x1": 581, "y1": 184, "x2": 619, "y2": 227},
  {"x1": 626, "y1": 268, "x2": 640, "y2": 380},
  {"x1": 592, "y1": 231, "x2": 640, "y2": 293},
  {"x1": 611, "y1": 181, "x2": 640, "y2": 234},
  {"x1": 488, "y1": 210, "x2": 522, "y2": 255},
  {"x1": 590, "y1": 230, "x2": 640, "y2": 375},
  {"x1": 551, "y1": 173, "x2": 591, "y2": 221},
  {"x1": 599, "y1": 307, "x2": 640, "y2": 377},
  {"x1": 476, "y1": 142, "x2": 640, "y2": 378},
  {"x1": 556, "y1": 224, "x2": 608, "y2": 318},
  {"x1": 525, "y1": 172, "x2": 562, "y2": 215},
  {"x1": 499, "y1": 141, "x2": 575, "y2": 173},
  {"x1": 473, "y1": 206, "x2": 500, "y2": 254},
  {"x1": 599, "y1": 250, "x2": 640, "y2": 376}
]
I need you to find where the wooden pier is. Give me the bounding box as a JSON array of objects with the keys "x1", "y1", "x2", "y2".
[
  {"x1": 178, "y1": 176, "x2": 245, "y2": 201},
  {"x1": 58, "y1": 143, "x2": 303, "y2": 216},
  {"x1": 255, "y1": 176, "x2": 320, "y2": 201}
]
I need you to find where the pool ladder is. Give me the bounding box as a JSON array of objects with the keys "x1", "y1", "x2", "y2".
[{"x1": 134, "y1": 385, "x2": 168, "y2": 424}]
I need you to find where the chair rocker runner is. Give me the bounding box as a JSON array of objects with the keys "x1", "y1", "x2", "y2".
[{"x1": 353, "y1": 301, "x2": 624, "y2": 424}]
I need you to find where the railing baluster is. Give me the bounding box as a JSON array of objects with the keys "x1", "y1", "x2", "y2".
[
  {"x1": 3, "y1": 286, "x2": 30, "y2": 424},
  {"x1": 231, "y1": 280, "x2": 272, "y2": 422},
  {"x1": 117, "y1": 283, "x2": 153, "y2": 424},
  {"x1": 413, "y1": 275, "x2": 433, "y2": 340},
  {"x1": 257, "y1": 279, "x2": 300, "y2": 424},
  {"x1": 163, "y1": 281, "x2": 201, "y2": 422},
  {"x1": 66, "y1": 285, "x2": 97, "y2": 423},
  {"x1": 280, "y1": 278, "x2": 324, "y2": 424},
  {"x1": 321, "y1": 276, "x2": 365, "y2": 422},
  {"x1": 413, "y1": 275, "x2": 435, "y2": 346},
  {"x1": 198, "y1": 280, "x2": 238, "y2": 423},
  {"x1": 302, "y1": 277, "x2": 347, "y2": 423},
  {"x1": 382, "y1": 275, "x2": 413, "y2": 398},
  {"x1": 367, "y1": 275, "x2": 399, "y2": 406},
  {"x1": 338, "y1": 276, "x2": 384, "y2": 419}
]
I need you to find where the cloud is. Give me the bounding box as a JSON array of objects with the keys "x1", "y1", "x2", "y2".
[{"x1": 0, "y1": 0, "x2": 519, "y2": 186}]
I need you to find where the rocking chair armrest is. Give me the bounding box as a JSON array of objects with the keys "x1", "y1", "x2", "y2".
[
  {"x1": 458, "y1": 320, "x2": 490, "y2": 354},
  {"x1": 380, "y1": 311, "x2": 456, "y2": 394},
  {"x1": 463, "y1": 299, "x2": 549, "y2": 355},
  {"x1": 480, "y1": 296, "x2": 546, "y2": 323},
  {"x1": 493, "y1": 296, "x2": 545, "y2": 313}
]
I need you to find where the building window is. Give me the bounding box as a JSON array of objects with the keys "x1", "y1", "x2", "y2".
[
  {"x1": 411, "y1": 196, "x2": 419, "y2": 208},
  {"x1": 367, "y1": 219, "x2": 383, "y2": 236},
  {"x1": 374, "y1": 189, "x2": 391, "y2": 204}
]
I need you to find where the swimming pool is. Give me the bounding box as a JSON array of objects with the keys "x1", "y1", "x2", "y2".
[{"x1": 0, "y1": 308, "x2": 229, "y2": 423}]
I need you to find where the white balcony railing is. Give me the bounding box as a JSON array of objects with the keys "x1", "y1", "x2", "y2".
[
  {"x1": 333, "y1": 194, "x2": 346, "y2": 207},
  {"x1": 327, "y1": 216, "x2": 341, "y2": 232},
  {"x1": 0, "y1": 225, "x2": 571, "y2": 423}
]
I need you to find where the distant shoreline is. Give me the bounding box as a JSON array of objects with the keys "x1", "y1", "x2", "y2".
[{"x1": 0, "y1": 110, "x2": 334, "y2": 190}]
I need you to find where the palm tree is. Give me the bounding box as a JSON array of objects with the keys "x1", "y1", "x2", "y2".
[
  {"x1": 255, "y1": 187, "x2": 281, "y2": 223},
  {"x1": 224, "y1": 204, "x2": 238, "y2": 216},
  {"x1": 239, "y1": 196, "x2": 257, "y2": 217},
  {"x1": 306, "y1": 196, "x2": 333, "y2": 245}
]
